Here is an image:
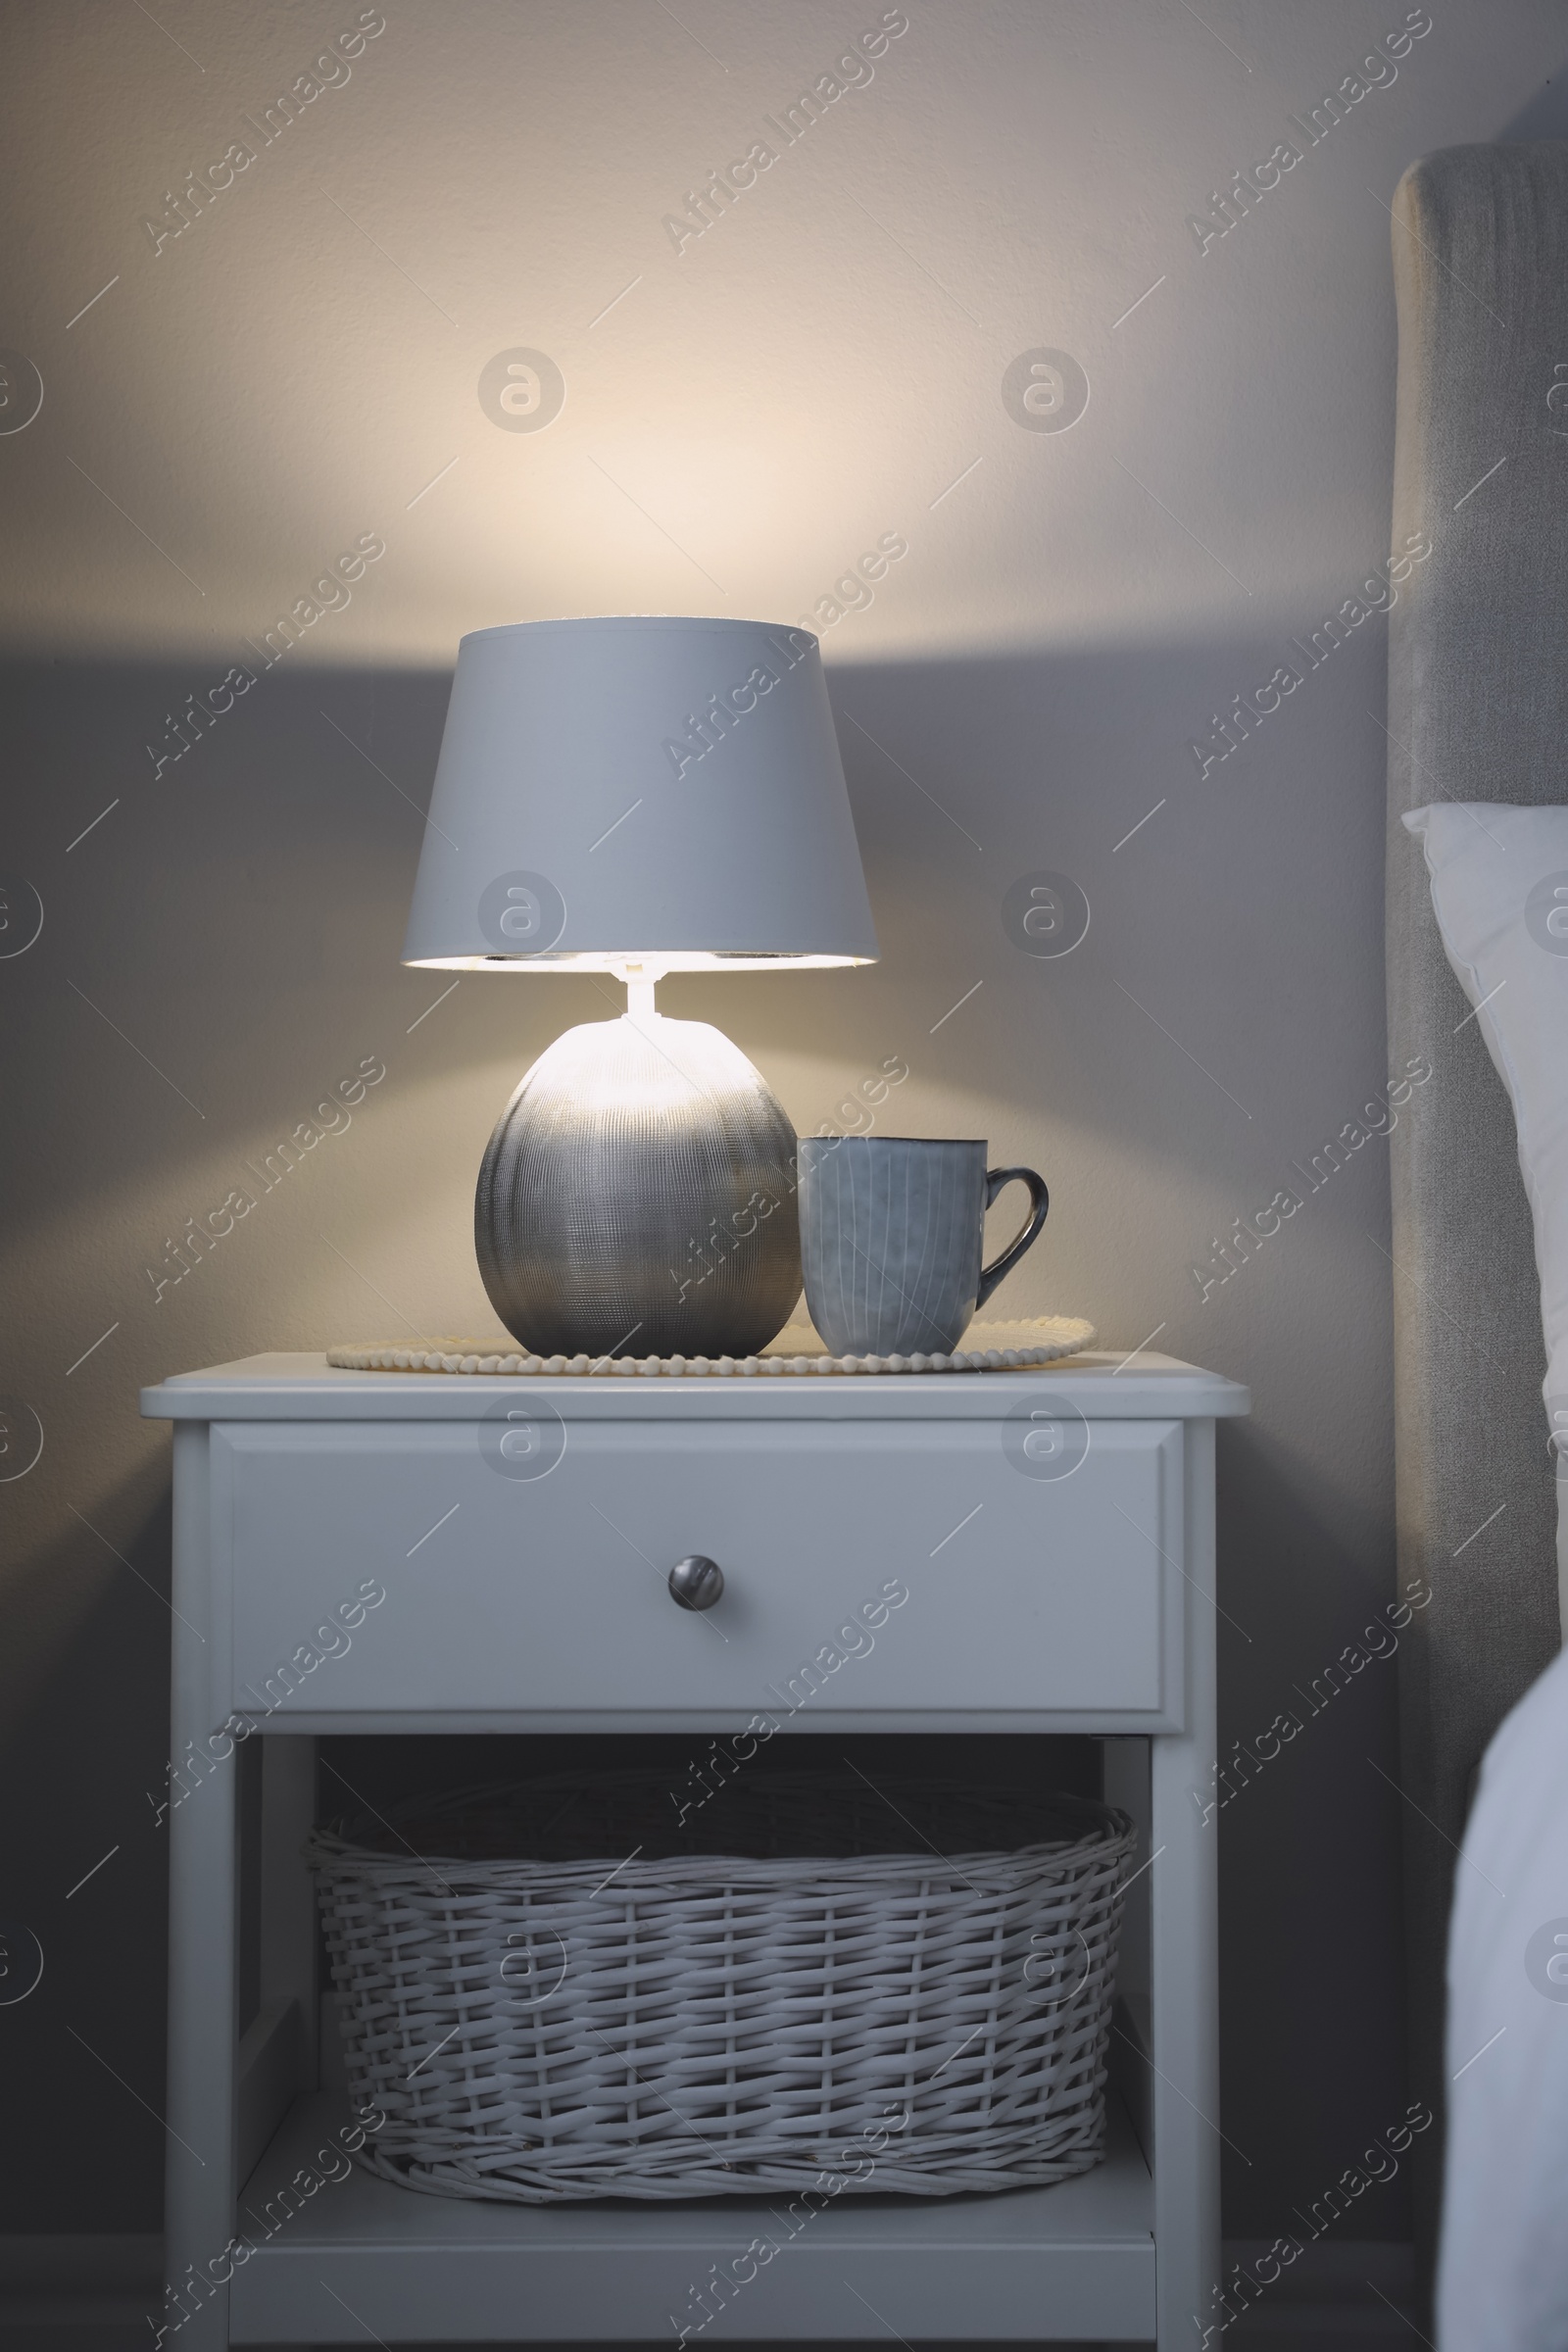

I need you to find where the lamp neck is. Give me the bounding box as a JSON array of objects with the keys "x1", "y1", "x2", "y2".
[
  {"x1": 611, "y1": 957, "x2": 667, "y2": 1032},
  {"x1": 625, "y1": 976, "x2": 658, "y2": 1028}
]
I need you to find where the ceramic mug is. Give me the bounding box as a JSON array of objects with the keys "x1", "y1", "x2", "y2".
[{"x1": 797, "y1": 1136, "x2": 1050, "y2": 1357}]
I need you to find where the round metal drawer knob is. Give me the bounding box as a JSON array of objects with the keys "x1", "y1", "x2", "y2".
[{"x1": 668, "y1": 1554, "x2": 724, "y2": 1611}]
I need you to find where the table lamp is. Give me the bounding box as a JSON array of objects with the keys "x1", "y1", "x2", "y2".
[{"x1": 402, "y1": 616, "x2": 879, "y2": 1360}]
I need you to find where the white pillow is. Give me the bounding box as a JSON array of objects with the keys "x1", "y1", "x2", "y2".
[{"x1": 1404, "y1": 802, "x2": 1568, "y2": 1627}]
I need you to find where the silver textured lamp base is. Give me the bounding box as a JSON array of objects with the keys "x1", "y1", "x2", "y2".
[{"x1": 475, "y1": 1013, "x2": 802, "y2": 1359}]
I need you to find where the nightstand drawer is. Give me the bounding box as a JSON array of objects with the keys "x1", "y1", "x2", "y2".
[{"x1": 209, "y1": 1416, "x2": 1185, "y2": 1728}]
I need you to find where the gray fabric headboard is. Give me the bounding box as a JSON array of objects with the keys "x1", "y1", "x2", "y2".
[{"x1": 1386, "y1": 140, "x2": 1568, "y2": 2284}]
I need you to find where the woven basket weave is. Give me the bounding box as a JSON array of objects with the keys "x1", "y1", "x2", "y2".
[{"x1": 308, "y1": 1771, "x2": 1136, "y2": 2203}]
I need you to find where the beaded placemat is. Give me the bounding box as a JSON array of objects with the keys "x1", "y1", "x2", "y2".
[{"x1": 327, "y1": 1316, "x2": 1097, "y2": 1378}]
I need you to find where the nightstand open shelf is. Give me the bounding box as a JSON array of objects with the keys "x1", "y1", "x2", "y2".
[
  {"x1": 144, "y1": 1350, "x2": 1246, "y2": 2349},
  {"x1": 231, "y1": 2087, "x2": 1155, "y2": 2343}
]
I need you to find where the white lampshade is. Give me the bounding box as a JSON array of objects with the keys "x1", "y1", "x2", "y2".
[{"x1": 402, "y1": 615, "x2": 879, "y2": 972}]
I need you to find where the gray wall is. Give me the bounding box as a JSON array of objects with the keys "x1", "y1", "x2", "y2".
[{"x1": 2, "y1": 0, "x2": 1564, "y2": 2248}]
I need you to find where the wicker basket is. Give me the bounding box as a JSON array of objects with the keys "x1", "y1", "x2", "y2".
[{"x1": 307, "y1": 1770, "x2": 1136, "y2": 2203}]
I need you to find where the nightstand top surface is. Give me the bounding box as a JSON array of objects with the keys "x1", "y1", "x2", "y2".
[{"x1": 142, "y1": 1349, "x2": 1248, "y2": 1421}]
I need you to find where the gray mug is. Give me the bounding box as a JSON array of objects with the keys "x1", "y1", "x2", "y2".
[{"x1": 798, "y1": 1137, "x2": 1051, "y2": 1357}]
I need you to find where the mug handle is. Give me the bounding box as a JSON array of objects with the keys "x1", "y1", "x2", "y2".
[{"x1": 975, "y1": 1167, "x2": 1051, "y2": 1310}]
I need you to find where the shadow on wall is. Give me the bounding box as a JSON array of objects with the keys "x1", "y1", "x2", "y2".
[
  {"x1": 1, "y1": 619, "x2": 1407, "y2": 2240},
  {"x1": 1501, "y1": 65, "x2": 1568, "y2": 137}
]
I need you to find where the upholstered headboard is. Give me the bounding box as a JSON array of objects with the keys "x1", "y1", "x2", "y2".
[{"x1": 1386, "y1": 139, "x2": 1568, "y2": 2277}]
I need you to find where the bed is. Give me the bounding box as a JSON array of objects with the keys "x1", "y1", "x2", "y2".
[{"x1": 1385, "y1": 138, "x2": 1568, "y2": 2282}]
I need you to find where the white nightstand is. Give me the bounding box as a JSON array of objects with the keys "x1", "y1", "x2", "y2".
[{"x1": 142, "y1": 1350, "x2": 1247, "y2": 2350}]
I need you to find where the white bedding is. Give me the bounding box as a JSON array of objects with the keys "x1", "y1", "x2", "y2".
[{"x1": 1439, "y1": 1639, "x2": 1568, "y2": 2348}]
